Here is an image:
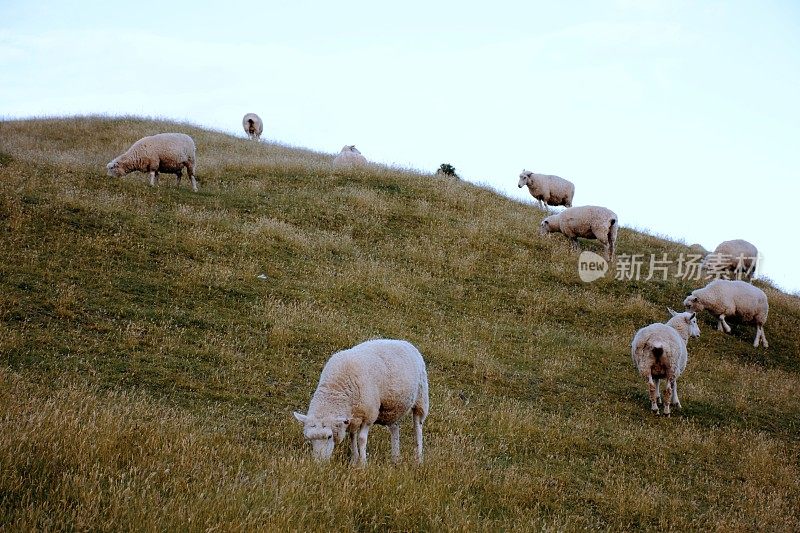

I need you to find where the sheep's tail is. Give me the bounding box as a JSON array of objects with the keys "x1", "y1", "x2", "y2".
[{"x1": 651, "y1": 342, "x2": 664, "y2": 360}]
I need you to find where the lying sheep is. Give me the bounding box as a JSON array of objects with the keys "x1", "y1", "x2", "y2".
[
  {"x1": 518, "y1": 170, "x2": 575, "y2": 208},
  {"x1": 106, "y1": 133, "x2": 198, "y2": 192},
  {"x1": 242, "y1": 113, "x2": 263, "y2": 140},
  {"x1": 540, "y1": 205, "x2": 618, "y2": 260},
  {"x1": 293, "y1": 339, "x2": 429, "y2": 465},
  {"x1": 683, "y1": 279, "x2": 769, "y2": 347},
  {"x1": 333, "y1": 145, "x2": 368, "y2": 167},
  {"x1": 631, "y1": 308, "x2": 700, "y2": 415},
  {"x1": 703, "y1": 239, "x2": 759, "y2": 280}
]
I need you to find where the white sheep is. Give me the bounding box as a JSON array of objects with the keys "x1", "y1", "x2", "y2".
[
  {"x1": 242, "y1": 113, "x2": 263, "y2": 140},
  {"x1": 106, "y1": 133, "x2": 198, "y2": 192},
  {"x1": 702, "y1": 239, "x2": 759, "y2": 280},
  {"x1": 293, "y1": 339, "x2": 429, "y2": 465},
  {"x1": 683, "y1": 279, "x2": 769, "y2": 347},
  {"x1": 540, "y1": 205, "x2": 618, "y2": 260},
  {"x1": 631, "y1": 308, "x2": 700, "y2": 415},
  {"x1": 333, "y1": 145, "x2": 368, "y2": 167},
  {"x1": 517, "y1": 170, "x2": 575, "y2": 208}
]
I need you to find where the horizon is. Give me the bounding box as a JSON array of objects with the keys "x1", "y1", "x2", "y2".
[{"x1": 2, "y1": 0, "x2": 798, "y2": 292}]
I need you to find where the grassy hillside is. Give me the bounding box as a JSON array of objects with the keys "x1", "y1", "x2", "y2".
[{"x1": 1, "y1": 116, "x2": 799, "y2": 531}]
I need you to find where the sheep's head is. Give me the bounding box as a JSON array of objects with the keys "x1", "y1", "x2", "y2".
[
  {"x1": 540, "y1": 216, "x2": 556, "y2": 235},
  {"x1": 342, "y1": 145, "x2": 361, "y2": 155},
  {"x1": 518, "y1": 170, "x2": 532, "y2": 188},
  {"x1": 683, "y1": 294, "x2": 704, "y2": 313},
  {"x1": 668, "y1": 308, "x2": 701, "y2": 338},
  {"x1": 293, "y1": 412, "x2": 350, "y2": 461},
  {"x1": 106, "y1": 159, "x2": 124, "y2": 177}
]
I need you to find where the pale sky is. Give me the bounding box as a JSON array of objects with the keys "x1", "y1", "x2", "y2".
[{"x1": 2, "y1": 1, "x2": 798, "y2": 292}]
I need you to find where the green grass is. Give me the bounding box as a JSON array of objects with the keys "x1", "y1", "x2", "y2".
[{"x1": 1, "y1": 116, "x2": 799, "y2": 531}]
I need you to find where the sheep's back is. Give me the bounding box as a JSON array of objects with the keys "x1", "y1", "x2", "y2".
[
  {"x1": 318, "y1": 339, "x2": 426, "y2": 425},
  {"x1": 631, "y1": 323, "x2": 686, "y2": 377}
]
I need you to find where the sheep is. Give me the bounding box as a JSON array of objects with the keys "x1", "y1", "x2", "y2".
[
  {"x1": 540, "y1": 205, "x2": 618, "y2": 260},
  {"x1": 631, "y1": 308, "x2": 700, "y2": 415},
  {"x1": 242, "y1": 113, "x2": 263, "y2": 140},
  {"x1": 293, "y1": 339, "x2": 429, "y2": 465},
  {"x1": 683, "y1": 279, "x2": 769, "y2": 347},
  {"x1": 106, "y1": 133, "x2": 198, "y2": 192},
  {"x1": 333, "y1": 145, "x2": 368, "y2": 167},
  {"x1": 702, "y1": 239, "x2": 759, "y2": 281},
  {"x1": 517, "y1": 170, "x2": 575, "y2": 208}
]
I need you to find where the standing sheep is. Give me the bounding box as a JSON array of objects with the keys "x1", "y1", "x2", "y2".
[
  {"x1": 683, "y1": 279, "x2": 769, "y2": 347},
  {"x1": 540, "y1": 205, "x2": 618, "y2": 260},
  {"x1": 631, "y1": 308, "x2": 700, "y2": 415},
  {"x1": 702, "y1": 239, "x2": 759, "y2": 281},
  {"x1": 242, "y1": 113, "x2": 263, "y2": 140},
  {"x1": 106, "y1": 133, "x2": 198, "y2": 192},
  {"x1": 293, "y1": 339, "x2": 429, "y2": 465},
  {"x1": 517, "y1": 170, "x2": 575, "y2": 208},
  {"x1": 333, "y1": 145, "x2": 368, "y2": 167}
]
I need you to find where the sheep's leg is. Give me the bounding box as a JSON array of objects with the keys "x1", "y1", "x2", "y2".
[
  {"x1": 718, "y1": 315, "x2": 732, "y2": 333},
  {"x1": 175, "y1": 171, "x2": 182, "y2": 186},
  {"x1": 570, "y1": 237, "x2": 580, "y2": 251},
  {"x1": 148, "y1": 171, "x2": 157, "y2": 187},
  {"x1": 647, "y1": 374, "x2": 659, "y2": 414},
  {"x1": 671, "y1": 378, "x2": 681, "y2": 409},
  {"x1": 663, "y1": 375, "x2": 675, "y2": 416},
  {"x1": 349, "y1": 431, "x2": 359, "y2": 465},
  {"x1": 389, "y1": 423, "x2": 401, "y2": 464},
  {"x1": 356, "y1": 424, "x2": 371, "y2": 466},
  {"x1": 186, "y1": 162, "x2": 198, "y2": 192},
  {"x1": 755, "y1": 326, "x2": 769, "y2": 348},
  {"x1": 663, "y1": 383, "x2": 672, "y2": 416},
  {"x1": 655, "y1": 378, "x2": 662, "y2": 405},
  {"x1": 413, "y1": 411, "x2": 424, "y2": 464}
]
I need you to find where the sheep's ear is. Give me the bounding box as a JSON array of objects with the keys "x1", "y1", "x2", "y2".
[
  {"x1": 334, "y1": 417, "x2": 350, "y2": 427},
  {"x1": 667, "y1": 307, "x2": 678, "y2": 317},
  {"x1": 293, "y1": 412, "x2": 308, "y2": 424},
  {"x1": 689, "y1": 312, "x2": 696, "y2": 320}
]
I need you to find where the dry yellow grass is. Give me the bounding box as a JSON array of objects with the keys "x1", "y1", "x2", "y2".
[{"x1": 1, "y1": 116, "x2": 799, "y2": 530}]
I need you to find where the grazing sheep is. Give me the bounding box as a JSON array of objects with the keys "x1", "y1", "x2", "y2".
[
  {"x1": 106, "y1": 133, "x2": 197, "y2": 192},
  {"x1": 333, "y1": 145, "x2": 368, "y2": 167},
  {"x1": 540, "y1": 205, "x2": 618, "y2": 260},
  {"x1": 683, "y1": 279, "x2": 769, "y2": 347},
  {"x1": 293, "y1": 339, "x2": 429, "y2": 465},
  {"x1": 517, "y1": 170, "x2": 575, "y2": 208},
  {"x1": 702, "y1": 239, "x2": 759, "y2": 280},
  {"x1": 631, "y1": 308, "x2": 700, "y2": 415},
  {"x1": 242, "y1": 113, "x2": 263, "y2": 140}
]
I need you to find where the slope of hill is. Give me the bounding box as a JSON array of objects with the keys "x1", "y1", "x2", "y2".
[{"x1": 1, "y1": 117, "x2": 798, "y2": 530}]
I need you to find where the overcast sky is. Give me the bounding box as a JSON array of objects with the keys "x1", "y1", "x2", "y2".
[{"x1": 2, "y1": 1, "x2": 798, "y2": 292}]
